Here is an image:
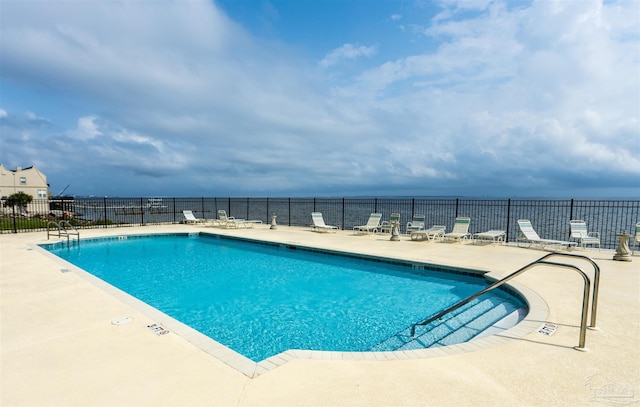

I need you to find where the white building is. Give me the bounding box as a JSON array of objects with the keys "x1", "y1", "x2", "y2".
[{"x1": 0, "y1": 164, "x2": 49, "y2": 213}]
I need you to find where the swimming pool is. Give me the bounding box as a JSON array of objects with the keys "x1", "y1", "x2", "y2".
[{"x1": 42, "y1": 233, "x2": 526, "y2": 362}]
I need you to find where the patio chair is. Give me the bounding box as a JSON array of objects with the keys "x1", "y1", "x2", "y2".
[
  {"x1": 353, "y1": 213, "x2": 382, "y2": 234},
  {"x1": 183, "y1": 210, "x2": 205, "y2": 224},
  {"x1": 380, "y1": 213, "x2": 401, "y2": 234},
  {"x1": 410, "y1": 225, "x2": 446, "y2": 241},
  {"x1": 633, "y1": 222, "x2": 640, "y2": 255},
  {"x1": 569, "y1": 220, "x2": 600, "y2": 250},
  {"x1": 406, "y1": 214, "x2": 426, "y2": 234},
  {"x1": 473, "y1": 230, "x2": 506, "y2": 245},
  {"x1": 517, "y1": 219, "x2": 577, "y2": 250},
  {"x1": 218, "y1": 209, "x2": 262, "y2": 228},
  {"x1": 443, "y1": 217, "x2": 471, "y2": 242},
  {"x1": 310, "y1": 212, "x2": 338, "y2": 233},
  {"x1": 217, "y1": 210, "x2": 262, "y2": 228},
  {"x1": 217, "y1": 210, "x2": 244, "y2": 228}
]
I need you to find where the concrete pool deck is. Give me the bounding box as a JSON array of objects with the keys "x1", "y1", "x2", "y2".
[{"x1": 1, "y1": 224, "x2": 639, "y2": 406}]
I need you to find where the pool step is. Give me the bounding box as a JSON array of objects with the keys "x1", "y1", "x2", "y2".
[
  {"x1": 370, "y1": 296, "x2": 524, "y2": 352},
  {"x1": 473, "y1": 306, "x2": 528, "y2": 340}
]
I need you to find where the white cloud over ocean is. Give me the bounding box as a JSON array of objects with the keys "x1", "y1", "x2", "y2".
[{"x1": 0, "y1": 0, "x2": 638, "y2": 198}]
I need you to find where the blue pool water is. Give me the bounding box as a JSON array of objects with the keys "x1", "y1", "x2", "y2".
[{"x1": 43, "y1": 234, "x2": 524, "y2": 361}]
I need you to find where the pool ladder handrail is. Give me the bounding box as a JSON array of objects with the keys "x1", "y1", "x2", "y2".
[
  {"x1": 409, "y1": 252, "x2": 601, "y2": 351},
  {"x1": 47, "y1": 220, "x2": 80, "y2": 244}
]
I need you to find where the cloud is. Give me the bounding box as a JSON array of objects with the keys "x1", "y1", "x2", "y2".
[
  {"x1": 345, "y1": 0, "x2": 639, "y2": 175},
  {"x1": 319, "y1": 43, "x2": 378, "y2": 68},
  {"x1": 0, "y1": 0, "x2": 638, "y2": 198},
  {"x1": 72, "y1": 116, "x2": 101, "y2": 140}
]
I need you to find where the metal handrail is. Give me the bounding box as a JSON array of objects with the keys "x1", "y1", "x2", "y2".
[
  {"x1": 46, "y1": 221, "x2": 60, "y2": 240},
  {"x1": 410, "y1": 252, "x2": 599, "y2": 351},
  {"x1": 537, "y1": 252, "x2": 600, "y2": 329},
  {"x1": 47, "y1": 220, "x2": 79, "y2": 244}
]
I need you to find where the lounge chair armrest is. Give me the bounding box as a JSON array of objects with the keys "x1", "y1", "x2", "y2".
[{"x1": 588, "y1": 232, "x2": 600, "y2": 238}]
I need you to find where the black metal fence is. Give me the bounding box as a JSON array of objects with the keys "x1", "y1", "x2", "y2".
[{"x1": 2, "y1": 197, "x2": 638, "y2": 250}]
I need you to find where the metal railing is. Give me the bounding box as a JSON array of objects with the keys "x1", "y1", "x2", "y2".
[
  {"x1": 47, "y1": 220, "x2": 79, "y2": 245},
  {"x1": 409, "y1": 252, "x2": 601, "y2": 351},
  {"x1": 2, "y1": 197, "x2": 638, "y2": 249}
]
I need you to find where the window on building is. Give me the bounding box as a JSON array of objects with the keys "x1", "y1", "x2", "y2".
[
  {"x1": 20, "y1": 177, "x2": 26, "y2": 185},
  {"x1": 38, "y1": 190, "x2": 47, "y2": 198}
]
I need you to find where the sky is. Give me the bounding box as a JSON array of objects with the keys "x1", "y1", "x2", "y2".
[{"x1": 1, "y1": 0, "x2": 639, "y2": 198}]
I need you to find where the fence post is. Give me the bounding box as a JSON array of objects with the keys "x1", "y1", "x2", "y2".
[
  {"x1": 288, "y1": 198, "x2": 291, "y2": 226},
  {"x1": 342, "y1": 198, "x2": 345, "y2": 230},
  {"x1": 569, "y1": 198, "x2": 574, "y2": 220},
  {"x1": 455, "y1": 198, "x2": 459, "y2": 218},
  {"x1": 12, "y1": 206, "x2": 17, "y2": 233},
  {"x1": 568, "y1": 198, "x2": 575, "y2": 239},
  {"x1": 140, "y1": 198, "x2": 145, "y2": 225},
  {"x1": 506, "y1": 199, "x2": 511, "y2": 243},
  {"x1": 103, "y1": 197, "x2": 108, "y2": 228}
]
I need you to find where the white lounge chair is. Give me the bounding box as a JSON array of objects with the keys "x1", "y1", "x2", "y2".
[
  {"x1": 473, "y1": 230, "x2": 506, "y2": 244},
  {"x1": 353, "y1": 213, "x2": 382, "y2": 234},
  {"x1": 217, "y1": 210, "x2": 244, "y2": 228},
  {"x1": 311, "y1": 212, "x2": 338, "y2": 233},
  {"x1": 380, "y1": 213, "x2": 400, "y2": 234},
  {"x1": 183, "y1": 210, "x2": 205, "y2": 224},
  {"x1": 443, "y1": 217, "x2": 471, "y2": 242},
  {"x1": 633, "y1": 222, "x2": 640, "y2": 255},
  {"x1": 406, "y1": 214, "x2": 426, "y2": 234},
  {"x1": 517, "y1": 219, "x2": 577, "y2": 250},
  {"x1": 569, "y1": 220, "x2": 600, "y2": 250},
  {"x1": 410, "y1": 225, "x2": 446, "y2": 241},
  {"x1": 217, "y1": 210, "x2": 262, "y2": 228}
]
